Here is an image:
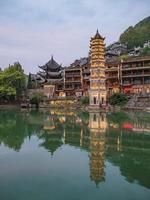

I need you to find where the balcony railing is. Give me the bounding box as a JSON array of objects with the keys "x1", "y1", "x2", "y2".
[
  {"x1": 122, "y1": 66, "x2": 150, "y2": 71},
  {"x1": 106, "y1": 68, "x2": 118, "y2": 72},
  {"x1": 122, "y1": 81, "x2": 145, "y2": 85},
  {"x1": 65, "y1": 72, "x2": 80, "y2": 76},
  {"x1": 83, "y1": 76, "x2": 90, "y2": 79},
  {"x1": 106, "y1": 75, "x2": 118, "y2": 79},
  {"x1": 133, "y1": 82, "x2": 142, "y2": 85},
  {"x1": 64, "y1": 87, "x2": 74, "y2": 90},
  {"x1": 122, "y1": 82, "x2": 132, "y2": 85},
  {"x1": 56, "y1": 87, "x2": 64, "y2": 91},
  {"x1": 65, "y1": 74, "x2": 73, "y2": 78},
  {"x1": 122, "y1": 73, "x2": 150, "y2": 78},
  {"x1": 82, "y1": 69, "x2": 90, "y2": 74},
  {"x1": 65, "y1": 79, "x2": 81, "y2": 82},
  {"x1": 74, "y1": 74, "x2": 81, "y2": 77}
]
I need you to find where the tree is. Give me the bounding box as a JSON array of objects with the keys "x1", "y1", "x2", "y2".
[
  {"x1": 141, "y1": 46, "x2": 150, "y2": 56},
  {"x1": 30, "y1": 93, "x2": 43, "y2": 108},
  {"x1": 0, "y1": 86, "x2": 16, "y2": 102},
  {"x1": 108, "y1": 93, "x2": 129, "y2": 106},
  {"x1": 0, "y1": 62, "x2": 26, "y2": 102},
  {"x1": 80, "y1": 96, "x2": 89, "y2": 105},
  {"x1": 27, "y1": 73, "x2": 33, "y2": 89}
]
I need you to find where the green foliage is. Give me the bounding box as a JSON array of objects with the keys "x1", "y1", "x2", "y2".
[
  {"x1": 80, "y1": 96, "x2": 89, "y2": 105},
  {"x1": 119, "y1": 16, "x2": 150, "y2": 49},
  {"x1": 0, "y1": 62, "x2": 26, "y2": 102},
  {"x1": 141, "y1": 46, "x2": 150, "y2": 56},
  {"x1": 117, "y1": 54, "x2": 129, "y2": 61},
  {"x1": 27, "y1": 73, "x2": 33, "y2": 89},
  {"x1": 107, "y1": 111, "x2": 132, "y2": 125},
  {"x1": 4, "y1": 62, "x2": 24, "y2": 74},
  {"x1": 27, "y1": 74, "x2": 40, "y2": 89},
  {"x1": 108, "y1": 93, "x2": 129, "y2": 106},
  {"x1": 0, "y1": 86, "x2": 16, "y2": 101},
  {"x1": 30, "y1": 93, "x2": 43, "y2": 104},
  {"x1": 0, "y1": 86, "x2": 16, "y2": 96}
]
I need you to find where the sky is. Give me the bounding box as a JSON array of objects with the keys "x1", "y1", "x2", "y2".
[{"x1": 0, "y1": 0, "x2": 150, "y2": 73}]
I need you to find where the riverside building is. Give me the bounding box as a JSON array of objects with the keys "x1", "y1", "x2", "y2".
[{"x1": 29, "y1": 33, "x2": 150, "y2": 99}]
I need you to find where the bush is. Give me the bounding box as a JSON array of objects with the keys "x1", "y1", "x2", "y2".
[
  {"x1": 108, "y1": 93, "x2": 129, "y2": 106},
  {"x1": 80, "y1": 96, "x2": 89, "y2": 105},
  {"x1": 30, "y1": 93, "x2": 42, "y2": 105}
]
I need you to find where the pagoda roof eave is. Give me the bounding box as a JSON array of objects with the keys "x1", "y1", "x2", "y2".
[
  {"x1": 39, "y1": 65, "x2": 47, "y2": 70},
  {"x1": 46, "y1": 78, "x2": 63, "y2": 83},
  {"x1": 91, "y1": 36, "x2": 105, "y2": 41},
  {"x1": 38, "y1": 56, "x2": 62, "y2": 71},
  {"x1": 91, "y1": 30, "x2": 105, "y2": 40}
]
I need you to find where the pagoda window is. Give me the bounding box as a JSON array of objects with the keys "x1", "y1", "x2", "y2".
[{"x1": 93, "y1": 97, "x2": 97, "y2": 105}]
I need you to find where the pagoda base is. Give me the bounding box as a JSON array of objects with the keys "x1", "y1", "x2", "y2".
[
  {"x1": 88, "y1": 105, "x2": 106, "y2": 112},
  {"x1": 89, "y1": 90, "x2": 107, "y2": 107}
]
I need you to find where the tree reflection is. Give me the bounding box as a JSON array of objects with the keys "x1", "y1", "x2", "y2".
[
  {"x1": 106, "y1": 111, "x2": 150, "y2": 189},
  {"x1": 0, "y1": 109, "x2": 42, "y2": 151},
  {"x1": 0, "y1": 109, "x2": 150, "y2": 189},
  {"x1": 0, "y1": 110, "x2": 28, "y2": 151}
]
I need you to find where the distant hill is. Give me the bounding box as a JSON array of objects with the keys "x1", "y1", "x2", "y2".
[{"x1": 119, "y1": 16, "x2": 150, "y2": 49}]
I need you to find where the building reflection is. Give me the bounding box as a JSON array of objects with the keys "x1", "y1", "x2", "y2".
[
  {"x1": 89, "y1": 112, "x2": 107, "y2": 185},
  {"x1": 106, "y1": 111, "x2": 150, "y2": 189},
  {"x1": 43, "y1": 116, "x2": 55, "y2": 130},
  {"x1": 45, "y1": 111, "x2": 107, "y2": 185},
  {"x1": 39, "y1": 113, "x2": 64, "y2": 155},
  {"x1": 1, "y1": 109, "x2": 150, "y2": 188}
]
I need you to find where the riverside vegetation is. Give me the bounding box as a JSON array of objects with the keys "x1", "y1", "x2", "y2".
[{"x1": 0, "y1": 62, "x2": 26, "y2": 103}]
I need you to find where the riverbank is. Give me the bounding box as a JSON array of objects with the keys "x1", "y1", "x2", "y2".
[
  {"x1": 124, "y1": 106, "x2": 150, "y2": 113},
  {"x1": 0, "y1": 104, "x2": 19, "y2": 109},
  {"x1": 1, "y1": 103, "x2": 150, "y2": 113}
]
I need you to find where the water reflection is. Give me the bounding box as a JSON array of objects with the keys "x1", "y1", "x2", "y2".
[
  {"x1": 89, "y1": 113, "x2": 107, "y2": 185},
  {"x1": 0, "y1": 109, "x2": 150, "y2": 189}
]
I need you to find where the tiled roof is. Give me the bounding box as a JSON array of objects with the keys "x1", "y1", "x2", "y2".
[{"x1": 39, "y1": 56, "x2": 62, "y2": 70}]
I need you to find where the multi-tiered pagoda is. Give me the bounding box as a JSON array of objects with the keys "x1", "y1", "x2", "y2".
[
  {"x1": 38, "y1": 56, "x2": 63, "y2": 84},
  {"x1": 89, "y1": 30, "x2": 107, "y2": 107}
]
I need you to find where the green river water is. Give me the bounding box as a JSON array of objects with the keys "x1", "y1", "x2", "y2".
[{"x1": 0, "y1": 109, "x2": 150, "y2": 200}]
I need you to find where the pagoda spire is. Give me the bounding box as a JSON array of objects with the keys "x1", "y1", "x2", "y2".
[{"x1": 94, "y1": 29, "x2": 104, "y2": 40}]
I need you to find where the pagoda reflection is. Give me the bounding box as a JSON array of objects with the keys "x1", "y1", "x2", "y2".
[
  {"x1": 39, "y1": 110, "x2": 108, "y2": 185},
  {"x1": 88, "y1": 112, "x2": 107, "y2": 185},
  {"x1": 43, "y1": 116, "x2": 56, "y2": 131},
  {"x1": 35, "y1": 110, "x2": 150, "y2": 188},
  {"x1": 1, "y1": 109, "x2": 149, "y2": 188}
]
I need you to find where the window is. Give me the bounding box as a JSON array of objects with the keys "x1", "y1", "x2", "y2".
[
  {"x1": 93, "y1": 114, "x2": 97, "y2": 121},
  {"x1": 93, "y1": 97, "x2": 97, "y2": 104}
]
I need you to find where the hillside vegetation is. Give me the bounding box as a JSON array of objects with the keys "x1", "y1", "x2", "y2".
[{"x1": 119, "y1": 16, "x2": 150, "y2": 49}]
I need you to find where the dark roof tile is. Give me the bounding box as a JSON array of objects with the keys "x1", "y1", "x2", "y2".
[{"x1": 39, "y1": 56, "x2": 62, "y2": 70}]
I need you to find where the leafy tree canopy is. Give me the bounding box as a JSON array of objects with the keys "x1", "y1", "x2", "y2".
[
  {"x1": 0, "y1": 62, "x2": 26, "y2": 102},
  {"x1": 108, "y1": 93, "x2": 129, "y2": 106}
]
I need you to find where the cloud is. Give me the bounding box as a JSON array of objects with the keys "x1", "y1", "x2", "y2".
[{"x1": 0, "y1": 0, "x2": 149, "y2": 73}]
